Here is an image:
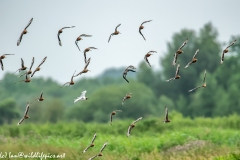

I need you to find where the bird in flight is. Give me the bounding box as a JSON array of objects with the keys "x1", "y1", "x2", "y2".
[
  {"x1": 61, "y1": 71, "x2": 76, "y2": 88},
  {"x1": 163, "y1": 106, "x2": 170, "y2": 123},
  {"x1": 31, "y1": 91, "x2": 44, "y2": 104},
  {"x1": 221, "y1": 39, "x2": 237, "y2": 64},
  {"x1": 122, "y1": 93, "x2": 132, "y2": 105},
  {"x1": 110, "y1": 110, "x2": 122, "y2": 125},
  {"x1": 166, "y1": 62, "x2": 181, "y2": 82},
  {"x1": 19, "y1": 57, "x2": 35, "y2": 77},
  {"x1": 74, "y1": 58, "x2": 91, "y2": 77},
  {"x1": 74, "y1": 90, "x2": 89, "y2": 103},
  {"x1": 144, "y1": 50, "x2": 157, "y2": 67},
  {"x1": 17, "y1": 102, "x2": 30, "y2": 125},
  {"x1": 57, "y1": 26, "x2": 75, "y2": 46},
  {"x1": 188, "y1": 70, "x2": 207, "y2": 92},
  {"x1": 127, "y1": 117, "x2": 142, "y2": 137},
  {"x1": 75, "y1": 34, "x2": 92, "y2": 51},
  {"x1": 31, "y1": 56, "x2": 47, "y2": 77},
  {"x1": 185, "y1": 49, "x2": 199, "y2": 68},
  {"x1": 17, "y1": 18, "x2": 33, "y2": 46},
  {"x1": 83, "y1": 47, "x2": 97, "y2": 64},
  {"x1": 83, "y1": 133, "x2": 97, "y2": 153},
  {"x1": 13, "y1": 58, "x2": 28, "y2": 74},
  {"x1": 0, "y1": 54, "x2": 14, "y2": 70},
  {"x1": 173, "y1": 38, "x2": 188, "y2": 66},
  {"x1": 123, "y1": 65, "x2": 136, "y2": 83},
  {"x1": 108, "y1": 24, "x2": 121, "y2": 43},
  {"x1": 139, "y1": 20, "x2": 152, "y2": 40},
  {"x1": 88, "y1": 141, "x2": 108, "y2": 160}
]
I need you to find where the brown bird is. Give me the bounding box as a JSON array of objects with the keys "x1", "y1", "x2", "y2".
[
  {"x1": 31, "y1": 56, "x2": 47, "y2": 77},
  {"x1": 185, "y1": 49, "x2": 199, "y2": 68},
  {"x1": 19, "y1": 57, "x2": 34, "y2": 77},
  {"x1": 108, "y1": 24, "x2": 121, "y2": 43},
  {"x1": 57, "y1": 26, "x2": 75, "y2": 46},
  {"x1": 83, "y1": 133, "x2": 97, "y2": 153},
  {"x1": 221, "y1": 40, "x2": 237, "y2": 64},
  {"x1": 17, "y1": 102, "x2": 30, "y2": 125},
  {"x1": 17, "y1": 18, "x2": 33, "y2": 46},
  {"x1": 163, "y1": 106, "x2": 170, "y2": 123},
  {"x1": 127, "y1": 117, "x2": 142, "y2": 137},
  {"x1": 0, "y1": 54, "x2": 14, "y2": 70},
  {"x1": 31, "y1": 91, "x2": 44, "y2": 104},
  {"x1": 14, "y1": 73, "x2": 31, "y2": 84},
  {"x1": 13, "y1": 58, "x2": 28, "y2": 74},
  {"x1": 123, "y1": 65, "x2": 136, "y2": 83},
  {"x1": 139, "y1": 20, "x2": 152, "y2": 40},
  {"x1": 166, "y1": 62, "x2": 181, "y2": 82},
  {"x1": 84, "y1": 47, "x2": 97, "y2": 64},
  {"x1": 110, "y1": 110, "x2": 122, "y2": 125},
  {"x1": 61, "y1": 71, "x2": 76, "y2": 88},
  {"x1": 173, "y1": 38, "x2": 188, "y2": 66},
  {"x1": 188, "y1": 70, "x2": 207, "y2": 92},
  {"x1": 144, "y1": 50, "x2": 157, "y2": 67},
  {"x1": 88, "y1": 141, "x2": 108, "y2": 160},
  {"x1": 74, "y1": 58, "x2": 91, "y2": 77},
  {"x1": 75, "y1": 34, "x2": 92, "y2": 51},
  {"x1": 122, "y1": 93, "x2": 132, "y2": 105}
]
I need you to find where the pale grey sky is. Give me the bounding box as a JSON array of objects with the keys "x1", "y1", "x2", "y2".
[{"x1": 1, "y1": 0, "x2": 240, "y2": 84}]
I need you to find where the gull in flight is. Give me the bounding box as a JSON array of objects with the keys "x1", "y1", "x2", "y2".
[{"x1": 74, "y1": 90, "x2": 89, "y2": 103}]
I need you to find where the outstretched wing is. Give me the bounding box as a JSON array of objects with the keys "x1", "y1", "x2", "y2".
[
  {"x1": 17, "y1": 33, "x2": 24, "y2": 46},
  {"x1": 0, "y1": 59, "x2": 3, "y2": 70},
  {"x1": 220, "y1": 51, "x2": 225, "y2": 64},
  {"x1": 108, "y1": 33, "x2": 113, "y2": 43},
  {"x1": 88, "y1": 155, "x2": 98, "y2": 160},
  {"x1": 178, "y1": 38, "x2": 188, "y2": 50},
  {"x1": 139, "y1": 29, "x2": 146, "y2": 40},
  {"x1": 175, "y1": 63, "x2": 180, "y2": 77},
  {"x1": 203, "y1": 70, "x2": 207, "y2": 83},
  {"x1": 75, "y1": 40, "x2": 81, "y2": 51},
  {"x1": 24, "y1": 18, "x2": 33, "y2": 30},
  {"x1": 184, "y1": 61, "x2": 192, "y2": 68},
  {"x1": 57, "y1": 32, "x2": 62, "y2": 46},
  {"x1": 17, "y1": 118, "x2": 25, "y2": 126},
  {"x1": 84, "y1": 58, "x2": 91, "y2": 69},
  {"x1": 83, "y1": 145, "x2": 91, "y2": 153},
  {"x1": 38, "y1": 56, "x2": 47, "y2": 68},
  {"x1": 123, "y1": 74, "x2": 129, "y2": 83},
  {"x1": 166, "y1": 77, "x2": 174, "y2": 82},
  {"x1": 62, "y1": 26, "x2": 75, "y2": 30},
  {"x1": 80, "y1": 90, "x2": 87, "y2": 98},
  {"x1": 164, "y1": 106, "x2": 169, "y2": 122},
  {"x1": 141, "y1": 20, "x2": 152, "y2": 26},
  {"x1": 110, "y1": 113, "x2": 113, "y2": 125},
  {"x1": 91, "y1": 133, "x2": 97, "y2": 143},
  {"x1": 144, "y1": 56, "x2": 151, "y2": 67},
  {"x1": 122, "y1": 96, "x2": 126, "y2": 105},
  {"x1": 80, "y1": 34, "x2": 92, "y2": 37},
  {"x1": 188, "y1": 86, "x2": 201, "y2": 92},
  {"x1": 132, "y1": 117, "x2": 143, "y2": 125},
  {"x1": 193, "y1": 49, "x2": 199, "y2": 59},
  {"x1": 127, "y1": 125, "x2": 132, "y2": 137},
  {"x1": 61, "y1": 82, "x2": 70, "y2": 88},
  {"x1": 225, "y1": 39, "x2": 236, "y2": 50},
  {"x1": 115, "y1": 24, "x2": 121, "y2": 31},
  {"x1": 24, "y1": 102, "x2": 30, "y2": 116},
  {"x1": 39, "y1": 91, "x2": 43, "y2": 99},
  {"x1": 29, "y1": 57, "x2": 35, "y2": 70},
  {"x1": 100, "y1": 141, "x2": 108, "y2": 152},
  {"x1": 172, "y1": 53, "x2": 178, "y2": 66},
  {"x1": 89, "y1": 47, "x2": 97, "y2": 49}
]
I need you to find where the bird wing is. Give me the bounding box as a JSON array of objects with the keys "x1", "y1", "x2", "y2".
[
  {"x1": 0, "y1": 59, "x2": 3, "y2": 70},
  {"x1": 29, "y1": 57, "x2": 35, "y2": 70},
  {"x1": 127, "y1": 125, "x2": 132, "y2": 137},
  {"x1": 31, "y1": 70, "x2": 37, "y2": 77},
  {"x1": 175, "y1": 63, "x2": 180, "y2": 77},
  {"x1": 23, "y1": 103, "x2": 30, "y2": 117},
  {"x1": 148, "y1": 50, "x2": 157, "y2": 53},
  {"x1": 84, "y1": 58, "x2": 91, "y2": 69},
  {"x1": 62, "y1": 26, "x2": 75, "y2": 30},
  {"x1": 193, "y1": 49, "x2": 199, "y2": 59},
  {"x1": 115, "y1": 24, "x2": 121, "y2": 31},
  {"x1": 89, "y1": 47, "x2": 97, "y2": 49},
  {"x1": 100, "y1": 141, "x2": 108, "y2": 152},
  {"x1": 17, "y1": 118, "x2": 25, "y2": 126},
  {"x1": 123, "y1": 74, "x2": 129, "y2": 83},
  {"x1": 225, "y1": 39, "x2": 236, "y2": 49},
  {"x1": 166, "y1": 77, "x2": 174, "y2": 82},
  {"x1": 110, "y1": 113, "x2": 113, "y2": 125},
  {"x1": 203, "y1": 70, "x2": 207, "y2": 83},
  {"x1": 80, "y1": 34, "x2": 92, "y2": 37},
  {"x1": 3, "y1": 54, "x2": 14, "y2": 56},
  {"x1": 71, "y1": 71, "x2": 76, "y2": 82},
  {"x1": 37, "y1": 56, "x2": 47, "y2": 68},
  {"x1": 24, "y1": 18, "x2": 33, "y2": 30},
  {"x1": 164, "y1": 106, "x2": 169, "y2": 121},
  {"x1": 88, "y1": 155, "x2": 98, "y2": 160},
  {"x1": 80, "y1": 90, "x2": 87, "y2": 98},
  {"x1": 39, "y1": 91, "x2": 43, "y2": 99},
  {"x1": 139, "y1": 29, "x2": 146, "y2": 40},
  {"x1": 144, "y1": 56, "x2": 151, "y2": 67},
  {"x1": 21, "y1": 58, "x2": 25, "y2": 68},
  {"x1": 172, "y1": 53, "x2": 178, "y2": 66},
  {"x1": 61, "y1": 82, "x2": 70, "y2": 88},
  {"x1": 179, "y1": 38, "x2": 188, "y2": 50},
  {"x1": 57, "y1": 32, "x2": 62, "y2": 46},
  {"x1": 122, "y1": 96, "x2": 127, "y2": 105},
  {"x1": 184, "y1": 61, "x2": 192, "y2": 68},
  {"x1": 141, "y1": 20, "x2": 152, "y2": 26},
  {"x1": 220, "y1": 51, "x2": 225, "y2": 64},
  {"x1": 108, "y1": 33, "x2": 113, "y2": 43},
  {"x1": 83, "y1": 145, "x2": 91, "y2": 153},
  {"x1": 17, "y1": 33, "x2": 24, "y2": 46},
  {"x1": 91, "y1": 133, "x2": 97, "y2": 143},
  {"x1": 188, "y1": 86, "x2": 201, "y2": 92},
  {"x1": 132, "y1": 117, "x2": 143, "y2": 125},
  {"x1": 75, "y1": 40, "x2": 81, "y2": 51}
]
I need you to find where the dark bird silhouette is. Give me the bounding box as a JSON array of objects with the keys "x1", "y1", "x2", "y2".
[
  {"x1": 139, "y1": 20, "x2": 152, "y2": 40},
  {"x1": 75, "y1": 34, "x2": 92, "y2": 51},
  {"x1": 17, "y1": 18, "x2": 33, "y2": 46},
  {"x1": 221, "y1": 40, "x2": 236, "y2": 64},
  {"x1": 108, "y1": 24, "x2": 121, "y2": 43},
  {"x1": 123, "y1": 65, "x2": 136, "y2": 83},
  {"x1": 57, "y1": 26, "x2": 75, "y2": 46},
  {"x1": 144, "y1": 50, "x2": 156, "y2": 67}
]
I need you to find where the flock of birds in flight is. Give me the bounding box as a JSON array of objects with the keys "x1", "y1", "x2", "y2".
[{"x1": 0, "y1": 17, "x2": 237, "y2": 160}]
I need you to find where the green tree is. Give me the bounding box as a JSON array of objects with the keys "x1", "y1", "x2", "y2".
[{"x1": 0, "y1": 98, "x2": 20, "y2": 124}]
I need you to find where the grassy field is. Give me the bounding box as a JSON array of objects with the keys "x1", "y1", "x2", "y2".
[{"x1": 0, "y1": 114, "x2": 240, "y2": 160}]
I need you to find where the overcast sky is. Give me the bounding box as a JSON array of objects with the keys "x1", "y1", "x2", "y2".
[{"x1": 1, "y1": 0, "x2": 240, "y2": 84}]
